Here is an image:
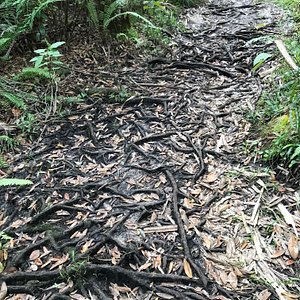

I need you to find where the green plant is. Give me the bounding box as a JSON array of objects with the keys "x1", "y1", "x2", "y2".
[
  {"x1": 17, "y1": 41, "x2": 65, "y2": 82},
  {"x1": 0, "y1": 135, "x2": 16, "y2": 152},
  {"x1": 16, "y1": 113, "x2": 37, "y2": 134},
  {"x1": 0, "y1": 231, "x2": 12, "y2": 272},
  {"x1": 0, "y1": 178, "x2": 33, "y2": 187},
  {"x1": 282, "y1": 143, "x2": 300, "y2": 167},
  {"x1": 171, "y1": 0, "x2": 204, "y2": 7},
  {"x1": 0, "y1": 156, "x2": 8, "y2": 169},
  {"x1": 0, "y1": 0, "x2": 62, "y2": 58},
  {"x1": 252, "y1": 52, "x2": 272, "y2": 71}
]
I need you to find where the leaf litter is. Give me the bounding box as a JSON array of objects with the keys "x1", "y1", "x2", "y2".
[{"x1": 1, "y1": 0, "x2": 300, "y2": 299}]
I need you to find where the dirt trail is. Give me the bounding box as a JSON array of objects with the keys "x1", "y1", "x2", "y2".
[{"x1": 1, "y1": 0, "x2": 300, "y2": 299}]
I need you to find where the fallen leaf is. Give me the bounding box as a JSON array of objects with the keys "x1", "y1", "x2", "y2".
[
  {"x1": 270, "y1": 248, "x2": 285, "y2": 259},
  {"x1": 288, "y1": 235, "x2": 299, "y2": 260},
  {"x1": 156, "y1": 293, "x2": 174, "y2": 299},
  {"x1": 81, "y1": 239, "x2": 94, "y2": 254},
  {"x1": 168, "y1": 261, "x2": 174, "y2": 274},
  {"x1": 138, "y1": 262, "x2": 152, "y2": 271},
  {"x1": 0, "y1": 282, "x2": 7, "y2": 300},
  {"x1": 204, "y1": 172, "x2": 218, "y2": 183},
  {"x1": 49, "y1": 254, "x2": 69, "y2": 270},
  {"x1": 183, "y1": 198, "x2": 194, "y2": 209},
  {"x1": 257, "y1": 289, "x2": 271, "y2": 300},
  {"x1": 0, "y1": 250, "x2": 7, "y2": 262},
  {"x1": 280, "y1": 290, "x2": 299, "y2": 299},
  {"x1": 278, "y1": 204, "x2": 298, "y2": 236},
  {"x1": 183, "y1": 258, "x2": 193, "y2": 278},
  {"x1": 227, "y1": 271, "x2": 237, "y2": 289},
  {"x1": 70, "y1": 293, "x2": 86, "y2": 300},
  {"x1": 29, "y1": 249, "x2": 40, "y2": 261}
]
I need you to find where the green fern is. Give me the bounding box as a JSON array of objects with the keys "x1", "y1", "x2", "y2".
[
  {"x1": 0, "y1": 135, "x2": 16, "y2": 151},
  {"x1": 86, "y1": 0, "x2": 100, "y2": 27},
  {"x1": 14, "y1": 67, "x2": 53, "y2": 81},
  {"x1": 0, "y1": 178, "x2": 33, "y2": 187},
  {"x1": 0, "y1": 91, "x2": 26, "y2": 109},
  {"x1": 104, "y1": 11, "x2": 157, "y2": 30},
  {"x1": 28, "y1": 0, "x2": 62, "y2": 29},
  {"x1": 0, "y1": 155, "x2": 8, "y2": 168},
  {"x1": 103, "y1": 0, "x2": 126, "y2": 27}
]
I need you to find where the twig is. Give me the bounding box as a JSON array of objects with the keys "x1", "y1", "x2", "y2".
[{"x1": 275, "y1": 39, "x2": 298, "y2": 70}]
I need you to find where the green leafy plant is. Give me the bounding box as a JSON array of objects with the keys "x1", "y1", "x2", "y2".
[
  {"x1": 0, "y1": 156, "x2": 8, "y2": 169},
  {"x1": 0, "y1": 231, "x2": 12, "y2": 272},
  {"x1": 0, "y1": 0, "x2": 62, "y2": 58},
  {"x1": 0, "y1": 178, "x2": 33, "y2": 187},
  {"x1": 0, "y1": 135, "x2": 16, "y2": 152},
  {"x1": 252, "y1": 52, "x2": 272, "y2": 71},
  {"x1": 16, "y1": 41, "x2": 65, "y2": 83},
  {"x1": 282, "y1": 143, "x2": 300, "y2": 167}
]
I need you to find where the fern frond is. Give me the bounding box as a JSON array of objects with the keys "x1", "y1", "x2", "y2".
[
  {"x1": 86, "y1": 0, "x2": 100, "y2": 27},
  {"x1": 0, "y1": 155, "x2": 8, "y2": 168},
  {"x1": 104, "y1": 11, "x2": 158, "y2": 30},
  {"x1": 0, "y1": 178, "x2": 33, "y2": 187},
  {"x1": 28, "y1": 0, "x2": 62, "y2": 29},
  {"x1": 103, "y1": 0, "x2": 126, "y2": 26},
  {"x1": 0, "y1": 135, "x2": 16, "y2": 151},
  {"x1": 14, "y1": 67, "x2": 53, "y2": 81},
  {"x1": 0, "y1": 91, "x2": 26, "y2": 109}
]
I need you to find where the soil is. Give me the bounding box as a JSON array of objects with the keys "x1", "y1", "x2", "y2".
[{"x1": 1, "y1": 0, "x2": 300, "y2": 299}]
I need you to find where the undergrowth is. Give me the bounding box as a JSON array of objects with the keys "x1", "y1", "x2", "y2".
[
  {"x1": 0, "y1": 0, "x2": 201, "y2": 170},
  {"x1": 252, "y1": 1, "x2": 300, "y2": 172}
]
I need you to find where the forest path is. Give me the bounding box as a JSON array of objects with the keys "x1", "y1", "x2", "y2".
[{"x1": 1, "y1": 1, "x2": 299, "y2": 299}]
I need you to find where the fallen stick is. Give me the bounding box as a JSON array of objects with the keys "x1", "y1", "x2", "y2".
[{"x1": 275, "y1": 39, "x2": 298, "y2": 70}]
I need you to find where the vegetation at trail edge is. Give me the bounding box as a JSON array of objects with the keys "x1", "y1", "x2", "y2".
[
  {"x1": 0, "y1": 0, "x2": 202, "y2": 168},
  {"x1": 251, "y1": 0, "x2": 300, "y2": 174}
]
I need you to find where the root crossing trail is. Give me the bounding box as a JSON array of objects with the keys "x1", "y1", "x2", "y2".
[{"x1": 1, "y1": 1, "x2": 300, "y2": 299}]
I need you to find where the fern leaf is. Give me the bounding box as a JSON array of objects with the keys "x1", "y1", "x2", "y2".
[
  {"x1": 0, "y1": 178, "x2": 33, "y2": 187},
  {"x1": 104, "y1": 11, "x2": 158, "y2": 30},
  {"x1": 14, "y1": 67, "x2": 53, "y2": 81},
  {"x1": 103, "y1": 0, "x2": 126, "y2": 26},
  {"x1": 0, "y1": 91, "x2": 26, "y2": 109},
  {"x1": 86, "y1": 0, "x2": 100, "y2": 27}
]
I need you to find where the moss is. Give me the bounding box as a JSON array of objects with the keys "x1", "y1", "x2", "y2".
[{"x1": 268, "y1": 114, "x2": 290, "y2": 135}]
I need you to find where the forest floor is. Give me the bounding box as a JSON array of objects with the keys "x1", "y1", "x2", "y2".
[{"x1": 1, "y1": 0, "x2": 300, "y2": 299}]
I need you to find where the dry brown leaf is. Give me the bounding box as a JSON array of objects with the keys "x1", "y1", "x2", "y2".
[
  {"x1": 70, "y1": 293, "x2": 86, "y2": 300},
  {"x1": 270, "y1": 248, "x2": 285, "y2": 259},
  {"x1": 183, "y1": 198, "x2": 194, "y2": 209},
  {"x1": 227, "y1": 271, "x2": 238, "y2": 289},
  {"x1": 258, "y1": 289, "x2": 272, "y2": 300},
  {"x1": 288, "y1": 235, "x2": 299, "y2": 260},
  {"x1": 168, "y1": 261, "x2": 174, "y2": 274},
  {"x1": 278, "y1": 204, "x2": 298, "y2": 236},
  {"x1": 179, "y1": 208, "x2": 189, "y2": 227},
  {"x1": 183, "y1": 258, "x2": 193, "y2": 278},
  {"x1": 49, "y1": 254, "x2": 69, "y2": 270},
  {"x1": 81, "y1": 239, "x2": 94, "y2": 254},
  {"x1": 286, "y1": 259, "x2": 295, "y2": 266},
  {"x1": 153, "y1": 255, "x2": 162, "y2": 269},
  {"x1": 29, "y1": 249, "x2": 40, "y2": 261},
  {"x1": 156, "y1": 293, "x2": 174, "y2": 299},
  {"x1": 138, "y1": 262, "x2": 152, "y2": 271},
  {"x1": 280, "y1": 290, "x2": 299, "y2": 299},
  {"x1": 0, "y1": 282, "x2": 7, "y2": 300},
  {"x1": 0, "y1": 250, "x2": 7, "y2": 262},
  {"x1": 34, "y1": 257, "x2": 43, "y2": 266},
  {"x1": 204, "y1": 172, "x2": 218, "y2": 183},
  {"x1": 233, "y1": 267, "x2": 243, "y2": 277},
  {"x1": 159, "y1": 174, "x2": 167, "y2": 184}
]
